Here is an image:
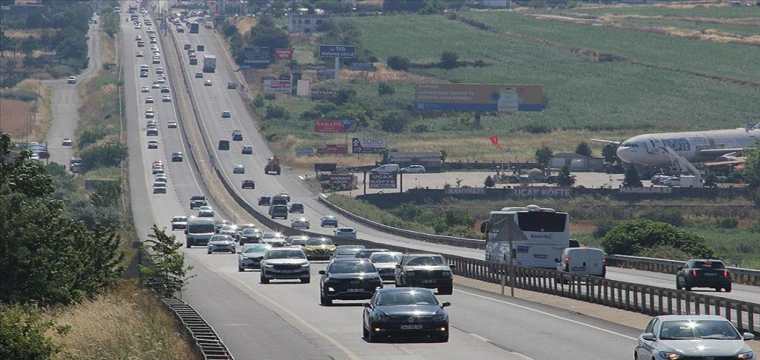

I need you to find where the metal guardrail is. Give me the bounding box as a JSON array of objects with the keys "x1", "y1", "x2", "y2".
[
  {"x1": 607, "y1": 255, "x2": 760, "y2": 286},
  {"x1": 161, "y1": 297, "x2": 234, "y2": 360}
]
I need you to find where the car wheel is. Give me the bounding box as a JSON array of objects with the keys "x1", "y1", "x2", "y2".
[
  {"x1": 725, "y1": 284, "x2": 732, "y2": 292},
  {"x1": 207, "y1": 251, "x2": 211, "y2": 254},
  {"x1": 439, "y1": 285, "x2": 453, "y2": 295},
  {"x1": 301, "y1": 277, "x2": 310, "y2": 284},
  {"x1": 684, "y1": 280, "x2": 692, "y2": 291},
  {"x1": 437, "y1": 333, "x2": 449, "y2": 342},
  {"x1": 260, "y1": 273, "x2": 269, "y2": 284},
  {"x1": 363, "y1": 321, "x2": 369, "y2": 340},
  {"x1": 238, "y1": 266, "x2": 244, "y2": 272},
  {"x1": 676, "y1": 277, "x2": 682, "y2": 290},
  {"x1": 186, "y1": 242, "x2": 191, "y2": 248},
  {"x1": 320, "y1": 290, "x2": 332, "y2": 306}
]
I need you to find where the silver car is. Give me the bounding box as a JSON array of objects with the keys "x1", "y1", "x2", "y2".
[
  {"x1": 368, "y1": 252, "x2": 403, "y2": 281},
  {"x1": 261, "y1": 232, "x2": 287, "y2": 247},
  {"x1": 238, "y1": 244, "x2": 271, "y2": 271},
  {"x1": 260, "y1": 247, "x2": 310, "y2": 284},
  {"x1": 634, "y1": 315, "x2": 755, "y2": 360},
  {"x1": 218, "y1": 224, "x2": 239, "y2": 241},
  {"x1": 171, "y1": 216, "x2": 188, "y2": 230},
  {"x1": 207, "y1": 234, "x2": 235, "y2": 254}
]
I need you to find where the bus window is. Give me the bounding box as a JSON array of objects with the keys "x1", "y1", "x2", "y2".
[{"x1": 517, "y1": 212, "x2": 566, "y2": 232}]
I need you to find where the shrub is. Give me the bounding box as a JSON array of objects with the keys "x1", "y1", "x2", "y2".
[
  {"x1": 377, "y1": 82, "x2": 395, "y2": 96},
  {"x1": 593, "y1": 218, "x2": 616, "y2": 239},
  {"x1": 638, "y1": 208, "x2": 684, "y2": 227},
  {"x1": 77, "y1": 127, "x2": 105, "y2": 150},
  {"x1": 484, "y1": 175, "x2": 495, "y2": 188},
  {"x1": 265, "y1": 104, "x2": 289, "y2": 119},
  {"x1": 333, "y1": 88, "x2": 357, "y2": 106},
  {"x1": 440, "y1": 51, "x2": 459, "y2": 69},
  {"x1": 0, "y1": 305, "x2": 65, "y2": 360},
  {"x1": 253, "y1": 94, "x2": 265, "y2": 107},
  {"x1": 380, "y1": 111, "x2": 407, "y2": 133},
  {"x1": 601, "y1": 219, "x2": 713, "y2": 258},
  {"x1": 386, "y1": 55, "x2": 411, "y2": 71},
  {"x1": 715, "y1": 217, "x2": 739, "y2": 229},
  {"x1": 79, "y1": 142, "x2": 128, "y2": 172},
  {"x1": 412, "y1": 124, "x2": 429, "y2": 133}
]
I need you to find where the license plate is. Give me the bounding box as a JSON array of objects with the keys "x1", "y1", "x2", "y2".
[
  {"x1": 400, "y1": 325, "x2": 423, "y2": 330},
  {"x1": 279, "y1": 270, "x2": 297, "y2": 273},
  {"x1": 347, "y1": 288, "x2": 363, "y2": 292},
  {"x1": 422, "y1": 280, "x2": 436, "y2": 284},
  {"x1": 703, "y1": 273, "x2": 717, "y2": 276}
]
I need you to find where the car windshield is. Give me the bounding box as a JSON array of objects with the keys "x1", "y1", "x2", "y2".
[
  {"x1": 266, "y1": 250, "x2": 305, "y2": 259},
  {"x1": 376, "y1": 290, "x2": 438, "y2": 306},
  {"x1": 187, "y1": 224, "x2": 214, "y2": 233},
  {"x1": 242, "y1": 228, "x2": 256, "y2": 235},
  {"x1": 371, "y1": 253, "x2": 402, "y2": 264},
  {"x1": 262, "y1": 233, "x2": 281, "y2": 239},
  {"x1": 306, "y1": 238, "x2": 334, "y2": 246},
  {"x1": 659, "y1": 320, "x2": 740, "y2": 340},
  {"x1": 329, "y1": 261, "x2": 376, "y2": 274},
  {"x1": 290, "y1": 239, "x2": 308, "y2": 245},
  {"x1": 210, "y1": 235, "x2": 232, "y2": 242},
  {"x1": 243, "y1": 245, "x2": 269, "y2": 253},
  {"x1": 173, "y1": 217, "x2": 187, "y2": 222},
  {"x1": 335, "y1": 247, "x2": 362, "y2": 256},
  {"x1": 405, "y1": 256, "x2": 445, "y2": 266},
  {"x1": 691, "y1": 261, "x2": 726, "y2": 269}
]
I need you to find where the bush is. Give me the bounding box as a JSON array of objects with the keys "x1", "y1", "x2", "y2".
[
  {"x1": 380, "y1": 111, "x2": 408, "y2": 133},
  {"x1": 0, "y1": 305, "x2": 65, "y2": 360},
  {"x1": 715, "y1": 217, "x2": 739, "y2": 229},
  {"x1": 253, "y1": 94, "x2": 265, "y2": 107},
  {"x1": 333, "y1": 88, "x2": 357, "y2": 106},
  {"x1": 601, "y1": 219, "x2": 713, "y2": 258},
  {"x1": 79, "y1": 142, "x2": 128, "y2": 172},
  {"x1": 440, "y1": 51, "x2": 459, "y2": 69},
  {"x1": 265, "y1": 104, "x2": 289, "y2": 120},
  {"x1": 593, "y1": 218, "x2": 616, "y2": 239},
  {"x1": 638, "y1": 208, "x2": 684, "y2": 227},
  {"x1": 386, "y1": 56, "x2": 410, "y2": 71},
  {"x1": 377, "y1": 82, "x2": 395, "y2": 96},
  {"x1": 77, "y1": 127, "x2": 105, "y2": 150},
  {"x1": 484, "y1": 175, "x2": 495, "y2": 188}
]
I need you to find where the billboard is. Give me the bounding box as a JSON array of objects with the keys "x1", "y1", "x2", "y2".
[
  {"x1": 445, "y1": 187, "x2": 486, "y2": 195},
  {"x1": 274, "y1": 48, "x2": 293, "y2": 61},
  {"x1": 314, "y1": 163, "x2": 337, "y2": 172},
  {"x1": 325, "y1": 144, "x2": 348, "y2": 155},
  {"x1": 351, "y1": 138, "x2": 386, "y2": 154},
  {"x1": 414, "y1": 84, "x2": 543, "y2": 112},
  {"x1": 311, "y1": 89, "x2": 334, "y2": 100},
  {"x1": 316, "y1": 69, "x2": 335, "y2": 80},
  {"x1": 314, "y1": 119, "x2": 358, "y2": 133},
  {"x1": 369, "y1": 173, "x2": 397, "y2": 189},
  {"x1": 263, "y1": 79, "x2": 292, "y2": 94},
  {"x1": 244, "y1": 47, "x2": 270, "y2": 64},
  {"x1": 295, "y1": 148, "x2": 314, "y2": 157},
  {"x1": 512, "y1": 186, "x2": 572, "y2": 198},
  {"x1": 318, "y1": 45, "x2": 356, "y2": 58},
  {"x1": 329, "y1": 174, "x2": 356, "y2": 186}
]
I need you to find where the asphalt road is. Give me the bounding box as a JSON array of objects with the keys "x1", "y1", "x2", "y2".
[{"x1": 44, "y1": 16, "x2": 103, "y2": 166}]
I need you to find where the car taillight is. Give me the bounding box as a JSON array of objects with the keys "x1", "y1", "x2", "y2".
[
  {"x1": 723, "y1": 270, "x2": 730, "y2": 277},
  {"x1": 602, "y1": 258, "x2": 606, "y2": 264},
  {"x1": 691, "y1": 270, "x2": 697, "y2": 276}
]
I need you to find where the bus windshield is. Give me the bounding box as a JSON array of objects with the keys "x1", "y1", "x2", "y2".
[
  {"x1": 517, "y1": 212, "x2": 567, "y2": 232},
  {"x1": 188, "y1": 223, "x2": 215, "y2": 234}
]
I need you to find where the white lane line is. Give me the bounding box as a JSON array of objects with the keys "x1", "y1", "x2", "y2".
[
  {"x1": 298, "y1": 175, "x2": 304, "y2": 180},
  {"x1": 455, "y1": 289, "x2": 637, "y2": 340},
  {"x1": 511, "y1": 352, "x2": 535, "y2": 360},
  {"x1": 187, "y1": 253, "x2": 361, "y2": 360},
  {"x1": 469, "y1": 333, "x2": 490, "y2": 342}
]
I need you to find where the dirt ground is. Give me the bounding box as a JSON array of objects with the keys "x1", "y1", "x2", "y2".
[{"x1": 0, "y1": 98, "x2": 32, "y2": 137}]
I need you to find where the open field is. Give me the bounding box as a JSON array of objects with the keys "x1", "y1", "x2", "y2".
[
  {"x1": 559, "y1": 4, "x2": 760, "y2": 18},
  {"x1": 0, "y1": 80, "x2": 52, "y2": 142},
  {"x1": 0, "y1": 98, "x2": 31, "y2": 136},
  {"x1": 611, "y1": 17, "x2": 760, "y2": 37}
]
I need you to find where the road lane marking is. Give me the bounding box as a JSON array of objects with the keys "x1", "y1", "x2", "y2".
[
  {"x1": 469, "y1": 333, "x2": 489, "y2": 342},
  {"x1": 455, "y1": 289, "x2": 637, "y2": 340}
]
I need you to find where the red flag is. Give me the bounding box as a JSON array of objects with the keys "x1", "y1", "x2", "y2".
[{"x1": 489, "y1": 135, "x2": 498, "y2": 144}]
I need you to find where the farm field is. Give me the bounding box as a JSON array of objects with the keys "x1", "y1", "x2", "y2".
[
  {"x1": 613, "y1": 18, "x2": 760, "y2": 37},
  {"x1": 557, "y1": 4, "x2": 760, "y2": 18}
]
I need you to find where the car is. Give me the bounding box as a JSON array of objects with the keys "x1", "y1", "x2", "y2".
[
  {"x1": 152, "y1": 57, "x2": 160, "y2": 64},
  {"x1": 270, "y1": 204, "x2": 288, "y2": 220},
  {"x1": 319, "y1": 258, "x2": 382, "y2": 306},
  {"x1": 238, "y1": 244, "x2": 272, "y2": 271},
  {"x1": 204, "y1": 80, "x2": 212, "y2": 86},
  {"x1": 197, "y1": 206, "x2": 215, "y2": 218},
  {"x1": 233, "y1": 164, "x2": 245, "y2": 174},
  {"x1": 145, "y1": 96, "x2": 154, "y2": 103},
  {"x1": 320, "y1": 215, "x2": 339, "y2": 227},
  {"x1": 162, "y1": 95, "x2": 171, "y2": 102},
  {"x1": 227, "y1": 82, "x2": 237, "y2": 89},
  {"x1": 331, "y1": 245, "x2": 367, "y2": 261},
  {"x1": 302, "y1": 237, "x2": 336, "y2": 260},
  {"x1": 260, "y1": 247, "x2": 311, "y2": 284},
  {"x1": 177, "y1": 27, "x2": 184, "y2": 33},
  {"x1": 362, "y1": 288, "x2": 450, "y2": 343},
  {"x1": 151, "y1": 82, "x2": 161, "y2": 89},
  {"x1": 135, "y1": 35, "x2": 142, "y2": 41},
  {"x1": 167, "y1": 121, "x2": 178, "y2": 128},
  {"x1": 290, "y1": 217, "x2": 311, "y2": 230},
  {"x1": 240, "y1": 227, "x2": 263, "y2": 245},
  {"x1": 147, "y1": 128, "x2": 158, "y2": 136},
  {"x1": 278, "y1": 192, "x2": 291, "y2": 202},
  {"x1": 258, "y1": 196, "x2": 271, "y2": 206},
  {"x1": 61, "y1": 138, "x2": 72, "y2": 146},
  {"x1": 171, "y1": 152, "x2": 183, "y2": 162},
  {"x1": 140, "y1": 70, "x2": 149, "y2": 78},
  {"x1": 633, "y1": 315, "x2": 755, "y2": 360},
  {"x1": 214, "y1": 219, "x2": 230, "y2": 232},
  {"x1": 218, "y1": 225, "x2": 240, "y2": 241},
  {"x1": 207, "y1": 234, "x2": 235, "y2": 254},
  {"x1": 369, "y1": 252, "x2": 403, "y2": 281},
  {"x1": 152, "y1": 182, "x2": 167, "y2": 194},
  {"x1": 136, "y1": 51, "x2": 144, "y2": 57},
  {"x1": 189, "y1": 195, "x2": 207, "y2": 209},
  {"x1": 289, "y1": 203, "x2": 304, "y2": 214},
  {"x1": 145, "y1": 108, "x2": 154, "y2": 117},
  {"x1": 335, "y1": 227, "x2": 357, "y2": 239},
  {"x1": 137, "y1": 41, "x2": 144, "y2": 47},
  {"x1": 155, "y1": 66, "x2": 164, "y2": 74},
  {"x1": 370, "y1": 164, "x2": 400, "y2": 174},
  {"x1": 231, "y1": 130, "x2": 243, "y2": 141},
  {"x1": 67, "y1": 76, "x2": 77, "y2": 84},
  {"x1": 241, "y1": 179, "x2": 256, "y2": 189},
  {"x1": 221, "y1": 111, "x2": 231, "y2": 118},
  {"x1": 141, "y1": 86, "x2": 150, "y2": 92},
  {"x1": 241, "y1": 145, "x2": 253, "y2": 155},
  {"x1": 260, "y1": 232, "x2": 287, "y2": 247},
  {"x1": 154, "y1": 176, "x2": 167, "y2": 184},
  {"x1": 147, "y1": 140, "x2": 159, "y2": 149},
  {"x1": 676, "y1": 259, "x2": 732, "y2": 292},
  {"x1": 399, "y1": 165, "x2": 426, "y2": 173},
  {"x1": 171, "y1": 216, "x2": 188, "y2": 230},
  {"x1": 287, "y1": 235, "x2": 310, "y2": 247},
  {"x1": 160, "y1": 86, "x2": 170, "y2": 93},
  {"x1": 356, "y1": 248, "x2": 390, "y2": 259},
  {"x1": 218, "y1": 139, "x2": 230, "y2": 150},
  {"x1": 195, "y1": 72, "x2": 203, "y2": 78},
  {"x1": 395, "y1": 254, "x2": 455, "y2": 295}
]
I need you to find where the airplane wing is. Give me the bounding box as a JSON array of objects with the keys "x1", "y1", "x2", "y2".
[
  {"x1": 696, "y1": 148, "x2": 745, "y2": 158},
  {"x1": 590, "y1": 139, "x2": 621, "y2": 146}
]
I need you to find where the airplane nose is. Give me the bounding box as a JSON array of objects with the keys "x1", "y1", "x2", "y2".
[{"x1": 617, "y1": 146, "x2": 632, "y2": 162}]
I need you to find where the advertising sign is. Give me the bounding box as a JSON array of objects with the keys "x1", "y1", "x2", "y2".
[
  {"x1": 350, "y1": 63, "x2": 376, "y2": 72},
  {"x1": 325, "y1": 144, "x2": 348, "y2": 155},
  {"x1": 260, "y1": 76, "x2": 276, "y2": 83},
  {"x1": 295, "y1": 148, "x2": 314, "y2": 157},
  {"x1": 314, "y1": 119, "x2": 358, "y2": 133},
  {"x1": 317, "y1": 69, "x2": 335, "y2": 80},
  {"x1": 274, "y1": 48, "x2": 293, "y2": 61},
  {"x1": 311, "y1": 89, "x2": 335, "y2": 100},
  {"x1": 263, "y1": 79, "x2": 292, "y2": 94},
  {"x1": 369, "y1": 173, "x2": 397, "y2": 189},
  {"x1": 414, "y1": 84, "x2": 543, "y2": 112},
  {"x1": 329, "y1": 175, "x2": 356, "y2": 186},
  {"x1": 351, "y1": 138, "x2": 386, "y2": 154},
  {"x1": 314, "y1": 163, "x2": 337, "y2": 172},
  {"x1": 619, "y1": 187, "x2": 673, "y2": 194},
  {"x1": 244, "y1": 47, "x2": 270, "y2": 64},
  {"x1": 512, "y1": 186, "x2": 572, "y2": 198},
  {"x1": 318, "y1": 45, "x2": 356, "y2": 58},
  {"x1": 445, "y1": 187, "x2": 486, "y2": 195}
]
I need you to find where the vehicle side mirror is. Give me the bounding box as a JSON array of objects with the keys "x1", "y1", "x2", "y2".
[
  {"x1": 743, "y1": 333, "x2": 755, "y2": 341},
  {"x1": 441, "y1": 302, "x2": 451, "y2": 308},
  {"x1": 318, "y1": 270, "x2": 326, "y2": 275},
  {"x1": 362, "y1": 302, "x2": 371, "y2": 308},
  {"x1": 641, "y1": 333, "x2": 655, "y2": 341}
]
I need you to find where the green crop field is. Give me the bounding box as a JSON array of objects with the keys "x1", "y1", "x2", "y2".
[
  {"x1": 615, "y1": 18, "x2": 760, "y2": 37},
  {"x1": 559, "y1": 5, "x2": 760, "y2": 18}
]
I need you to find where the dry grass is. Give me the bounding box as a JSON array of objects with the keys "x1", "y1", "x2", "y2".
[
  {"x1": 233, "y1": 17, "x2": 257, "y2": 37},
  {"x1": 101, "y1": 31, "x2": 116, "y2": 64},
  {"x1": 49, "y1": 280, "x2": 199, "y2": 360},
  {"x1": 0, "y1": 99, "x2": 31, "y2": 137},
  {"x1": 0, "y1": 80, "x2": 52, "y2": 142}
]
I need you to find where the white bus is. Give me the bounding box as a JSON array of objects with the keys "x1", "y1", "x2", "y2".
[{"x1": 479, "y1": 205, "x2": 575, "y2": 269}]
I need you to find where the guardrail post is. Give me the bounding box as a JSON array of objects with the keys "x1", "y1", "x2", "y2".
[
  {"x1": 736, "y1": 303, "x2": 743, "y2": 331},
  {"x1": 748, "y1": 304, "x2": 755, "y2": 333}
]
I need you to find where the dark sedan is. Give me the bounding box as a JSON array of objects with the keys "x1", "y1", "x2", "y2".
[
  {"x1": 363, "y1": 288, "x2": 450, "y2": 342},
  {"x1": 331, "y1": 245, "x2": 366, "y2": 261},
  {"x1": 319, "y1": 259, "x2": 382, "y2": 306},
  {"x1": 676, "y1": 259, "x2": 732, "y2": 292}
]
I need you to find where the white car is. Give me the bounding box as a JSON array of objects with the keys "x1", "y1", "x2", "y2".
[
  {"x1": 154, "y1": 175, "x2": 167, "y2": 183},
  {"x1": 207, "y1": 235, "x2": 235, "y2": 254},
  {"x1": 66, "y1": 76, "x2": 77, "y2": 84},
  {"x1": 147, "y1": 140, "x2": 159, "y2": 149},
  {"x1": 198, "y1": 206, "x2": 215, "y2": 218},
  {"x1": 136, "y1": 51, "x2": 144, "y2": 57},
  {"x1": 204, "y1": 79, "x2": 212, "y2": 86},
  {"x1": 168, "y1": 121, "x2": 178, "y2": 128},
  {"x1": 61, "y1": 138, "x2": 72, "y2": 146},
  {"x1": 233, "y1": 164, "x2": 245, "y2": 174},
  {"x1": 291, "y1": 217, "x2": 310, "y2": 229},
  {"x1": 171, "y1": 216, "x2": 188, "y2": 230},
  {"x1": 141, "y1": 86, "x2": 150, "y2": 92},
  {"x1": 399, "y1": 165, "x2": 426, "y2": 173},
  {"x1": 334, "y1": 227, "x2": 357, "y2": 239},
  {"x1": 152, "y1": 182, "x2": 167, "y2": 194},
  {"x1": 162, "y1": 95, "x2": 171, "y2": 102},
  {"x1": 152, "y1": 82, "x2": 161, "y2": 89},
  {"x1": 145, "y1": 96, "x2": 154, "y2": 103}
]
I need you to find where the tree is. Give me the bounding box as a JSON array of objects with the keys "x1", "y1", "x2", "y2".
[
  {"x1": 601, "y1": 219, "x2": 713, "y2": 258},
  {"x1": 90, "y1": 181, "x2": 122, "y2": 208},
  {"x1": 380, "y1": 111, "x2": 408, "y2": 133},
  {"x1": 575, "y1": 141, "x2": 592, "y2": 157},
  {"x1": 534, "y1": 144, "x2": 553, "y2": 168},
  {"x1": 555, "y1": 164, "x2": 576, "y2": 186},
  {"x1": 21, "y1": 36, "x2": 38, "y2": 57},
  {"x1": 484, "y1": 175, "x2": 495, "y2": 188},
  {"x1": 602, "y1": 144, "x2": 618, "y2": 163},
  {"x1": 0, "y1": 304, "x2": 65, "y2": 360},
  {"x1": 249, "y1": 15, "x2": 291, "y2": 57},
  {"x1": 740, "y1": 142, "x2": 760, "y2": 188},
  {"x1": 623, "y1": 165, "x2": 643, "y2": 187},
  {"x1": 440, "y1": 51, "x2": 458, "y2": 69},
  {"x1": 140, "y1": 225, "x2": 195, "y2": 298},
  {"x1": 387, "y1": 55, "x2": 410, "y2": 71}
]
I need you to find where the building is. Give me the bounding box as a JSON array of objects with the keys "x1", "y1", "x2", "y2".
[
  {"x1": 287, "y1": 13, "x2": 328, "y2": 33},
  {"x1": 549, "y1": 153, "x2": 605, "y2": 172},
  {"x1": 0, "y1": 1, "x2": 48, "y2": 22}
]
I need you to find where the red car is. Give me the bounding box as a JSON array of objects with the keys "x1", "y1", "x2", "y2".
[{"x1": 242, "y1": 180, "x2": 256, "y2": 189}]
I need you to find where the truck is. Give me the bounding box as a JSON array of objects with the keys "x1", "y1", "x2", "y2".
[
  {"x1": 202, "y1": 55, "x2": 216, "y2": 73},
  {"x1": 264, "y1": 155, "x2": 281, "y2": 175},
  {"x1": 189, "y1": 22, "x2": 199, "y2": 33}
]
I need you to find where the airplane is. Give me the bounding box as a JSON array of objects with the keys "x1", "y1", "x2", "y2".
[{"x1": 591, "y1": 124, "x2": 760, "y2": 167}]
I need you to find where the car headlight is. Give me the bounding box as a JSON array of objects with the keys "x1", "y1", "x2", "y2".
[
  {"x1": 431, "y1": 311, "x2": 447, "y2": 322},
  {"x1": 263, "y1": 263, "x2": 273, "y2": 268},
  {"x1": 737, "y1": 351, "x2": 754, "y2": 360},
  {"x1": 442, "y1": 271, "x2": 451, "y2": 276},
  {"x1": 372, "y1": 313, "x2": 390, "y2": 322},
  {"x1": 301, "y1": 263, "x2": 309, "y2": 267},
  {"x1": 659, "y1": 353, "x2": 683, "y2": 360}
]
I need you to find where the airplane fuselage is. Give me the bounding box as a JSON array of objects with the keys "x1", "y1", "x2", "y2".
[{"x1": 616, "y1": 128, "x2": 760, "y2": 167}]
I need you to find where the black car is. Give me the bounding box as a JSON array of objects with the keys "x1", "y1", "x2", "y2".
[
  {"x1": 289, "y1": 203, "x2": 304, "y2": 213},
  {"x1": 319, "y1": 259, "x2": 382, "y2": 306},
  {"x1": 362, "y1": 288, "x2": 450, "y2": 342},
  {"x1": 232, "y1": 130, "x2": 243, "y2": 141},
  {"x1": 258, "y1": 196, "x2": 271, "y2": 206},
  {"x1": 676, "y1": 259, "x2": 732, "y2": 292},
  {"x1": 356, "y1": 248, "x2": 390, "y2": 259},
  {"x1": 395, "y1": 254, "x2": 455, "y2": 295}
]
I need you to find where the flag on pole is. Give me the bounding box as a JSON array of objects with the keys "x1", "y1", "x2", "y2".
[{"x1": 489, "y1": 135, "x2": 498, "y2": 145}]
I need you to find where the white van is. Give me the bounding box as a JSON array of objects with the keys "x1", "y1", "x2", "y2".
[
  {"x1": 556, "y1": 247, "x2": 606, "y2": 279},
  {"x1": 370, "y1": 164, "x2": 399, "y2": 174}
]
